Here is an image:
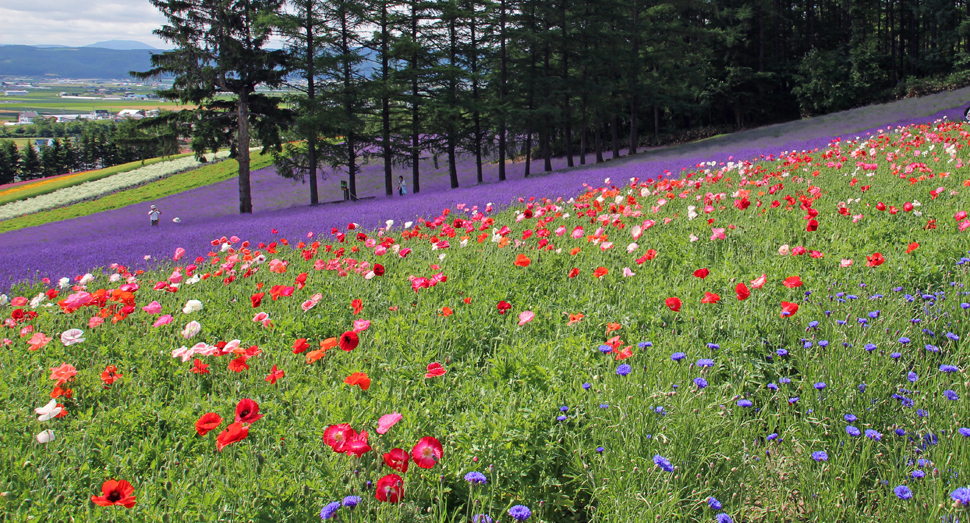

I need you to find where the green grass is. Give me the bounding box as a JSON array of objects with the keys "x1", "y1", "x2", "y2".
[
  {"x1": 0, "y1": 152, "x2": 273, "y2": 233},
  {"x1": 0, "y1": 154, "x2": 192, "y2": 206},
  {"x1": 1, "y1": 120, "x2": 970, "y2": 522}
]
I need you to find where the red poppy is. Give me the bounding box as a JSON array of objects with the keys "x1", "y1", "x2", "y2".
[
  {"x1": 216, "y1": 421, "x2": 249, "y2": 451},
  {"x1": 351, "y1": 299, "x2": 363, "y2": 315},
  {"x1": 497, "y1": 301, "x2": 512, "y2": 314},
  {"x1": 614, "y1": 346, "x2": 633, "y2": 360},
  {"x1": 100, "y1": 365, "x2": 122, "y2": 385},
  {"x1": 292, "y1": 338, "x2": 310, "y2": 354},
  {"x1": 780, "y1": 301, "x2": 799, "y2": 317},
  {"x1": 373, "y1": 264, "x2": 386, "y2": 276},
  {"x1": 91, "y1": 479, "x2": 136, "y2": 508},
  {"x1": 593, "y1": 267, "x2": 608, "y2": 278},
  {"x1": 295, "y1": 272, "x2": 308, "y2": 289},
  {"x1": 324, "y1": 424, "x2": 356, "y2": 452},
  {"x1": 735, "y1": 283, "x2": 750, "y2": 301},
  {"x1": 782, "y1": 276, "x2": 803, "y2": 288},
  {"x1": 344, "y1": 431, "x2": 372, "y2": 457},
  {"x1": 265, "y1": 364, "x2": 284, "y2": 385},
  {"x1": 924, "y1": 219, "x2": 937, "y2": 230},
  {"x1": 234, "y1": 398, "x2": 263, "y2": 424},
  {"x1": 375, "y1": 473, "x2": 404, "y2": 503},
  {"x1": 906, "y1": 242, "x2": 919, "y2": 254},
  {"x1": 806, "y1": 219, "x2": 818, "y2": 232},
  {"x1": 195, "y1": 412, "x2": 222, "y2": 436},
  {"x1": 876, "y1": 202, "x2": 886, "y2": 211},
  {"x1": 250, "y1": 292, "x2": 264, "y2": 308},
  {"x1": 701, "y1": 292, "x2": 721, "y2": 304},
  {"x1": 567, "y1": 268, "x2": 580, "y2": 278},
  {"x1": 514, "y1": 254, "x2": 531, "y2": 267},
  {"x1": 665, "y1": 297, "x2": 682, "y2": 312},
  {"x1": 190, "y1": 358, "x2": 210, "y2": 374},
  {"x1": 383, "y1": 448, "x2": 410, "y2": 473},
  {"x1": 693, "y1": 268, "x2": 709, "y2": 279},
  {"x1": 441, "y1": 307, "x2": 454, "y2": 316},
  {"x1": 344, "y1": 372, "x2": 371, "y2": 391},
  {"x1": 411, "y1": 436, "x2": 443, "y2": 469},
  {"x1": 425, "y1": 362, "x2": 446, "y2": 378},
  {"x1": 866, "y1": 252, "x2": 885, "y2": 267},
  {"x1": 645, "y1": 248, "x2": 657, "y2": 260},
  {"x1": 339, "y1": 331, "x2": 359, "y2": 351},
  {"x1": 228, "y1": 356, "x2": 249, "y2": 373}
]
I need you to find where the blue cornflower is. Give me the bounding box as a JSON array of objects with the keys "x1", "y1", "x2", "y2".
[
  {"x1": 779, "y1": 377, "x2": 791, "y2": 384},
  {"x1": 708, "y1": 497, "x2": 722, "y2": 510},
  {"x1": 598, "y1": 345, "x2": 612, "y2": 353},
  {"x1": 767, "y1": 433, "x2": 779, "y2": 440},
  {"x1": 812, "y1": 451, "x2": 828, "y2": 461},
  {"x1": 962, "y1": 303, "x2": 969, "y2": 310},
  {"x1": 654, "y1": 406, "x2": 667, "y2": 415},
  {"x1": 464, "y1": 472, "x2": 487, "y2": 484},
  {"x1": 951, "y1": 488, "x2": 970, "y2": 506},
  {"x1": 923, "y1": 329, "x2": 935, "y2": 337},
  {"x1": 844, "y1": 414, "x2": 857, "y2": 422},
  {"x1": 716, "y1": 514, "x2": 733, "y2": 523},
  {"x1": 895, "y1": 428, "x2": 906, "y2": 436},
  {"x1": 508, "y1": 505, "x2": 532, "y2": 521},
  {"x1": 737, "y1": 399, "x2": 753, "y2": 407},
  {"x1": 653, "y1": 454, "x2": 674, "y2": 472},
  {"x1": 868, "y1": 311, "x2": 880, "y2": 318},
  {"x1": 694, "y1": 377, "x2": 708, "y2": 389},
  {"x1": 638, "y1": 341, "x2": 653, "y2": 348},
  {"x1": 596, "y1": 446, "x2": 605, "y2": 453},
  {"x1": 767, "y1": 383, "x2": 778, "y2": 390},
  {"x1": 342, "y1": 496, "x2": 360, "y2": 508},
  {"x1": 890, "y1": 352, "x2": 902, "y2": 359},
  {"x1": 560, "y1": 406, "x2": 568, "y2": 412},
  {"x1": 556, "y1": 415, "x2": 567, "y2": 421},
  {"x1": 947, "y1": 332, "x2": 960, "y2": 342},
  {"x1": 917, "y1": 409, "x2": 928, "y2": 418},
  {"x1": 473, "y1": 515, "x2": 493, "y2": 523},
  {"x1": 707, "y1": 343, "x2": 720, "y2": 350},
  {"x1": 941, "y1": 365, "x2": 960, "y2": 373},
  {"x1": 777, "y1": 349, "x2": 789, "y2": 357},
  {"x1": 788, "y1": 397, "x2": 799, "y2": 404},
  {"x1": 582, "y1": 382, "x2": 591, "y2": 390},
  {"x1": 912, "y1": 470, "x2": 926, "y2": 479},
  {"x1": 803, "y1": 341, "x2": 813, "y2": 349},
  {"x1": 321, "y1": 501, "x2": 341, "y2": 520},
  {"x1": 925, "y1": 344, "x2": 939, "y2": 353},
  {"x1": 697, "y1": 359, "x2": 714, "y2": 368},
  {"x1": 945, "y1": 390, "x2": 960, "y2": 401},
  {"x1": 846, "y1": 426, "x2": 861, "y2": 437},
  {"x1": 671, "y1": 352, "x2": 686, "y2": 361},
  {"x1": 894, "y1": 485, "x2": 912, "y2": 500},
  {"x1": 899, "y1": 337, "x2": 911, "y2": 344},
  {"x1": 859, "y1": 383, "x2": 867, "y2": 392},
  {"x1": 808, "y1": 321, "x2": 819, "y2": 329},
  {"x1": 864, "y1": 343, "x2": 877, "y2": 352},
  {"x1": 599, "y1": 403, "x2": 609, "y2": 409},
  {"x1": 908, "y1": 372, "x2": 918, "y2": 382},
  {"x1": 616, "y1": 364, "x2": 632, "y2": 376},
  {"x1": 814, "y1": 382, "x2": 826, "y2": 390},
  {"x1": 837, "y1": 320, "x2": 847, "y2": 325},
  {"x1": 818, "y1": 340, "x2": 829, "y2": 348},
  {"x1": 865, "y1": 429, "x2": 882, "y2": 440}
]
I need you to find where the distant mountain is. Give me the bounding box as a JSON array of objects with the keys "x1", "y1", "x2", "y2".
[
  {"x1": 84, "y1": 40, "x2": 158, "y2": 51},
  {"x1": 0, "y1": 45, "x2": 162, "y2": 79}
]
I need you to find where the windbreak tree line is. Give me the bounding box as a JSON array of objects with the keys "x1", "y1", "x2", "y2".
[
  {"x1": 0, "y1": 122, "x2": 179, "y2": 185},
  {"x1": 140, "y1": 0, "x2": 970, "y2": 212}
]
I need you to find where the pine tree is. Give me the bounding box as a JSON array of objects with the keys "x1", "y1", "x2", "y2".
[
  {"x1": 20, "y1": 144, "x2": 41, "y2": 180},
  {"x1": 0, "y1": 141, "x2": 19, "y2": 185}
]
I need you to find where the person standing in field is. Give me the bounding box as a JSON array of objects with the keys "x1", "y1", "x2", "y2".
[
  {"x1": 398, "y1": 176, "x2": 407, "y2": 196},
  {"x1": 149, "y1": 205, "x2": 161, "y2": 226}
]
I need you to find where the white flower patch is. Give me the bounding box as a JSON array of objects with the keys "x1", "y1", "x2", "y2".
[{"x1": 0, "y1": 151, "x2": 231, "y2": 221}]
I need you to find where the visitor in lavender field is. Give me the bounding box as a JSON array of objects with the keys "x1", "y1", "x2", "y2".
[
  {"x1": 398, "y1": 176, "x2": 407, "y2": 196},
  {"x1": 149, "y1": 205, "x2": 161, "y2": 226}
]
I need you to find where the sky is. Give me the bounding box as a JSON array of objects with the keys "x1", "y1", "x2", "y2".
[{"x1": 0, "y1": 1, "x2": 172, "y2": 48}]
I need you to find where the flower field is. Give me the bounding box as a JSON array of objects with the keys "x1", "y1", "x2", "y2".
[
  {"x1": 2, "y1": 114, "x2": 970, "y2": 522},
  {"x1": 0, "y1": 151, "x2": 230, "y2": 222}
]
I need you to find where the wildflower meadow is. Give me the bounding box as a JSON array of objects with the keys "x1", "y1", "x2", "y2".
[{"x1": 2, "y1": 114, "x2": 970, "y2": 522}]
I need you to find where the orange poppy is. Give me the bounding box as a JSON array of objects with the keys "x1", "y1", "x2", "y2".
[
  {"x1": 514, "y1": 254, "x2": 531, "y2": 267},
  {"x1": 344, "y1": 372, "x2": 371, "y2": 391}
]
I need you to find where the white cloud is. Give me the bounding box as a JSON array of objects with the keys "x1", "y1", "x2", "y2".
[{"x1": 0, "y1": 1, "x2": 171, "y2": 48}]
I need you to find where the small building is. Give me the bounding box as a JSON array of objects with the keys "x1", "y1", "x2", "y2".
[
  {"x1": 4, "y1": 90, "x2": 28, "y2": 96},
  {"x1": 117, "y1": 109, "x2": 146, "y2": 118},
  {"x1": 18, "y1": 111, "x2": 39, "y2": 124}
]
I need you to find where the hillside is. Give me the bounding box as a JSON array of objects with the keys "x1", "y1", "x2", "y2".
[{"x1": 0, "y1": 45, "x2": 157, "y2": 79}]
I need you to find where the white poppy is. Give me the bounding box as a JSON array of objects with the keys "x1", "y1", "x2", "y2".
[
  {"x1": 0, "y1": 294, "x2": 8, "y2": 306},
  {"x1": 36, "y1": 429, "x2": 55, "y2": 444},
  {"x1": 29, "y1": 293, "x2": 45, "y2": 309},
  {"x1": 60, "y1": 329, "x2": 85, "y2": 346},
  {"x1": 173, "y1": 217, "x2": 181, "y2": 223},
  {"x1": 58, "y1": 278, "x2": 70, "y2": 289},
  {"x1": 181, "y1": 320, "x2": 201, "y2": 340},
  {"x1": 182, "y1": 300, "x2": 203, "y2": 314},
  {"x1": 35, "y1": 400, "x2": 62, "y2": 422},
  {"x1": 79, "y1": 273, "x2": 94, "y2": 285}
]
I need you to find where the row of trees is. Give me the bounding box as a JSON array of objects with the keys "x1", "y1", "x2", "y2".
[
  {"x1": 139, "y1": 0, "x2": 970, "y2": 213},
  {"x1": 0, "y1": 121, "x2": 179, "y2": 185}
]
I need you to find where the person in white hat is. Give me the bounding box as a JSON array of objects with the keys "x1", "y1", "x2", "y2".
[{"x1": 149, "y1": 205, "x2": 161, "y2": 227}]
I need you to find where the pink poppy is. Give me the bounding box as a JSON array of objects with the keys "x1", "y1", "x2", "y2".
[
  {"x1": 153, "y1": 315, "x2": 173, "y2": 327},
  {"x1": 377, "y1": 412, "x2": 403, "y2": 435},
  {"x1": 411, "y1": 436, "x2": 443, "y2": 469},
  {"x1": 518, "y1": 310, "x2": 534, "y2": 326},
  {"x1": 142, "y1": 301, "x2": 162, "y2": 314},
  {"x1": 353, "y1": 319, "x2": 371, "y2": 333},
  {"x1": 425, "y1": 362, "x2": 446, "y2": 378}
]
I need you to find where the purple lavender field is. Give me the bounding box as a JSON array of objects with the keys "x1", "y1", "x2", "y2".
[{"x1": 2, "y1": 87, "x2": 968, "y2": 289}]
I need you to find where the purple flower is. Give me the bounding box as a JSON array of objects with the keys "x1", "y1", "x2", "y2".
[
  {"x1": 464, "y1": 472, "x2": 487, "y2": 484},
  {"x1": 616, "y1": 364, "x2": 632, "y2": 376},
  {"x1": 508, "y1": 505, "x2": 532, "y2": 521},
  {"x1": 865, "y1": 429, "x2": 882, "y2": 440},
  {"x1": 716, "y1": 514, "x2": 733, "y2": 523},
  {"x1": 671, "y1": 352, "x2": 686, "y2": 361},
  {"x1": 342, "y1": 496, "x2": 360, "y2": 508},
  {"x1": 737, "y1": 399, "x2": 753, "y2": 408},
  {"x1": 694, "y1": 377, "x2": 708, "y2": 389},
  {"x1": 708, "y1": 497, "x2": 722, "y2": 510},
  {"x1": 811, "y1": 451, "x2": 828, "y2": 462},
  {"x1": 960, "y1": 428, "x2": 970, "y2": 437},
  {"x1": 653, "y1": 454, "x2": 674, "y2": 472},
  {"x1": 945, "y1": 390, "x2": 960, "y2": 401},
  {"x1": 844, "y1": 414, "x2": 857, "y2": 422},
  {"x1": 474, "y1": 515, "x2": 493, "y2": 523},
  {"x1": 951, "y1": 488, "x2": 970, "y2": 506},
  {"x1": 846, "y1": 426, "x2": 861, "y2": 437},
  {"x1": 814, "y1": 382, "x2": 826, "y2": 390},
  {"x1": 697, "y1": 359, "x2": 714, "y2": 368},
  {"x1": 940, "y1": 365, "x2": 959, "y2": 373},
  {"x1": 598, "y1": 345, "x2": 613, "y2": 354},
  {"x1": 320, "y1": 501, "x2": 341, "y2": 520},
  {"x1": 907, "y1": 372, "x2": 918, "y2": 383},
  {"x1": 894, "y1": 485, "x2": 912, "y2": 500}
]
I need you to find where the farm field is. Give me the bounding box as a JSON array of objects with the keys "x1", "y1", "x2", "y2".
[
  {"x1": 0, "y1": 87, "x2": 188, "y2": 123},
  {"x1": 1, "y1": 89, "x2": 970, "y2": 522}
]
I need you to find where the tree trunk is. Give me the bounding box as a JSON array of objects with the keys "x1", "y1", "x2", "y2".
[
  {"x1": 448, "y1": 16, "x2": 459, "y2": 189},
  {"x1": 470, "y1": 6, "x2": 483, "y2": 183},
  {"x1": 237, "y1": 93, "x2": 252, "y2": 214},
  {"x1": 498, "y1": 0, "x2": 507, "y2": 182},
  {"x1": 411, "y1": 5, "x2": 421, "y2": 193},
  {"x1": 341, "y1": 9, "x2": 357, "y2": 202},
  {"x1": 381, "y1": 3, "x2": 393, "y2": 196},
  {"x1": 561, "y1": 0, "x2": 573, "y2": 167},
  {"x1": 611, "y1": 116, "x2": 620, "y2": 159},
  {"x1": 306, "y1": 8, "x2": 318, "y2": 205},
  {"x1": 595, "y1": 120, "x2": 603, "y2": 163}
]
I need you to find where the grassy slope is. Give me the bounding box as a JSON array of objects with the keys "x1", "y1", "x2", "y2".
[{"x1": 0, "y1": 153, "x2": 273, "y2": 233}]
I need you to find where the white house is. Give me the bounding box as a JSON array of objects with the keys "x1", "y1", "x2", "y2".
[
  {"x1": 4, "y1": 90, "x2": 28, "y2": 96},
  {"x1": 117, "y1": 109, "x2": 146, "y2": 118},
  {"x1": 18, "y1": 111, "x2": 39, "y2": 124}
]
